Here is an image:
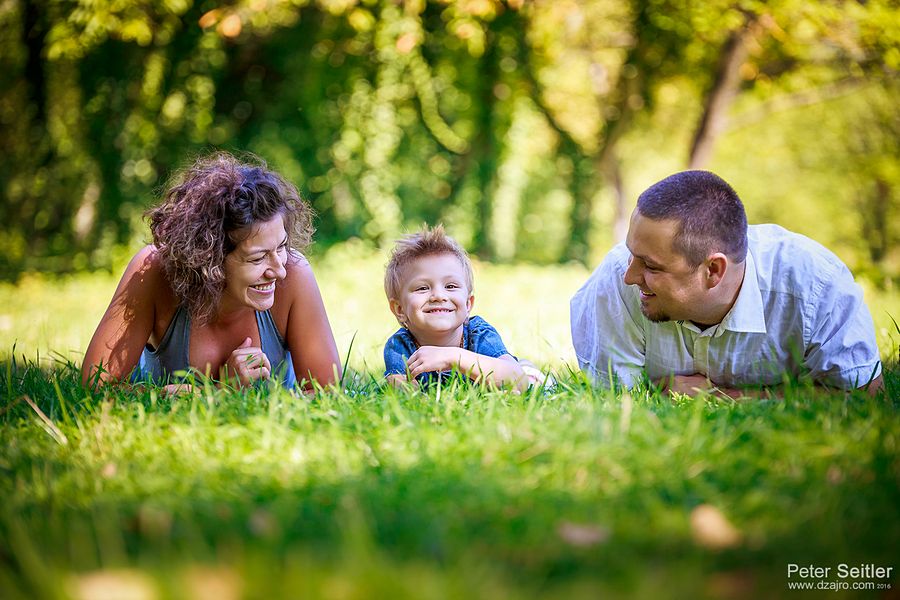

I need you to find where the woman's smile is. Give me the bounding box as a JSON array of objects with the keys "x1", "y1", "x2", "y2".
[{"x1": 251, "y1": 281, "x2": 277, "y2": 293}]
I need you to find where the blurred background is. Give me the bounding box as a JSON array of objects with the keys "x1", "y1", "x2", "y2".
[{"x1": 1, "y1": 0, "x2": 899, "y2": 366}]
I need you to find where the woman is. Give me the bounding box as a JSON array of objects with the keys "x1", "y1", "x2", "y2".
[{"x1": 82, "y1": 152, "x2": 341, "y2": 392}]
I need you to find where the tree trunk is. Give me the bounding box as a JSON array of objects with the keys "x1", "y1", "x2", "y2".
[
  {"x1": 469, "y1": 26, "x2": 503, "y2": 260},
  {"x1": 23, "y1": 0, "x2": 47, "y2": 134},
  {"x1": 603, "y1": 152, "x2": 628, "y2": 244},
  {"x1": 688, "y1": 20, "x2": 755, "y2": 169},
  {"x1": 861, "y1": 178, "x2": 890, "y2": 265}
]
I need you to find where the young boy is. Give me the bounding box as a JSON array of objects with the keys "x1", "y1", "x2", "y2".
[{"x1": 383, "y1": 225, "x2": 541, "y2": 390}]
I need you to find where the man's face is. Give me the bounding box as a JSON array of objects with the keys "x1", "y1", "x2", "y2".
[{"x1": 623, "y1": 210, "x2": 709, "y2": 323}]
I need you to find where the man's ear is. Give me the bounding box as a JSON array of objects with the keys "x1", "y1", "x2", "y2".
[
  {"x1": 389, "y1": 299, "x2": 406, "y2": 324},
  {"x1": 705, "y1": 253, "x2": 728, "y2": 288}
]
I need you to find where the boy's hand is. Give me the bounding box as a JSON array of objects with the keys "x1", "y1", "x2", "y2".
[{"x1": 407, "y1": 346, "x2": 465, "y2": 379}]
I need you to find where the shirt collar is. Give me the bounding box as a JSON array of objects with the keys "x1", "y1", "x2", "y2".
[{"x1": 716, "y1": 248, "x2": 767, "y2": 336}]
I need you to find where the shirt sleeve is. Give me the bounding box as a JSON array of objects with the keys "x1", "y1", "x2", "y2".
[
  {"x1": 467, "y1": 317, "x2": 510, "y2": 359},
  {"x1": 383, "y1": 330, "x2": 415, "y2": 376},
  {"x1": 803, "y1": 262, "x2": 882, "y2": 389},
  {"x1": 570, "y1": 245, "x2": 646, "y2": 389}
]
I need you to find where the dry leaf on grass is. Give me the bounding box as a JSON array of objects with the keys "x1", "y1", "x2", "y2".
[
  {"x1": 690, "y1": 504, "x2": 742, "y2": 550},
  {"x1": 68, "y1": 569, "x2": 157, "y2": 600}
]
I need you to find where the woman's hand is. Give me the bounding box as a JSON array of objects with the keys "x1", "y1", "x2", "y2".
[
  {"x1": 222, "y1": 337, "x2": 272, "y2": 386},
  {"x1": 161, "y1": 383, "x2": 196, "y2": 396}
]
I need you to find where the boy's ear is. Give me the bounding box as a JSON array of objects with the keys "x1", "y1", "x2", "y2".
[
  {"x1": 466, "y1": 293, "x2": 474, "y2": 313},
  {"x1": 389, "y1": 299, "x2": 406, "y2": 324}
]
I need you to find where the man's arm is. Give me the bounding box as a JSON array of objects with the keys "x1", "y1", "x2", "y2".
[
  {"x1": 660, "y1": 375, "x2": 775, "y2": 400},
  {"x1": 863, "y1": 374, "x2": 883, "y2": 396},
  {"x1": 662, "y1": 373, "x2": 885, "y2": 400},
  {"x1": 803, "y1": 261, "x2": 883, "y2": 392}
]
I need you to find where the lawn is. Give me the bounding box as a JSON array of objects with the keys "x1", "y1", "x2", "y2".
[{"x1": 1, "y1": 247, "x2": 898, "y2": 599}]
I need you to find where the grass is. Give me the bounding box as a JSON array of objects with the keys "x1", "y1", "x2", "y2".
[
  {"x1": 1, "y1": 359, "x2": 898, "y2": 599},
  {"x1": 0, "y1": 246, "x2": 898, "y2": 598}
]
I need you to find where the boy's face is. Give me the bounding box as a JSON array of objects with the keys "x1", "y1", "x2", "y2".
[{"x1": 390, "y1": 253, "x2": 473, "y2": 342}]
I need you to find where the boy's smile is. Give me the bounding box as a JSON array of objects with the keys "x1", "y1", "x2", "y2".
[{"x1": 390, "y1": 253, "x2": 474, "y2": 346}]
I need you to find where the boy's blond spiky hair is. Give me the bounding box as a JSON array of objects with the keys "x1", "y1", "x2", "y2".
[{"x1": 384, "y1": 224, "x2": 474, "y2": 301}]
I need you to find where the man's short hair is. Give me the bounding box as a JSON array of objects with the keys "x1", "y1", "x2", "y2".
[
  {"x1": 384, "y1": 224, "x2": 474, "y2": 300},
  {"x1": 637, "y1": 170, "x2": 748, "y2": 266}
]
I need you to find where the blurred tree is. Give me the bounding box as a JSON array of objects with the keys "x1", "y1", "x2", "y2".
[{"x1": 0, "y1": 0, "x2": 897, "y2": 283}]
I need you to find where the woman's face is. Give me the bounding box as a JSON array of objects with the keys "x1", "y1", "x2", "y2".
[{"x1": 220, "y1": 214, "x2": 289, "y2": 314}]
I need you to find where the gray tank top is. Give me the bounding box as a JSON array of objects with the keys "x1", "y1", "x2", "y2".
[{"x1": 131, "y1": 306, "x2": 297, "y2": 388}]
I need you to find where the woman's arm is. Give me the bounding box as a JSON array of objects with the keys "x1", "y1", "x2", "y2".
[
  {"x1": 81, "y1": 246, "x2": 162, "y2": 386},
  {"x1": 278, "y1": 255, "x2": 342, "y2": 389},
  {"x1": 406, "y1": 347, "x2": 528, "y2": 391}
]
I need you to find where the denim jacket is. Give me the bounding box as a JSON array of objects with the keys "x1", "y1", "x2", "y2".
[{"x1": 383, "y1": 316, "x2": 512, "y2": 385}]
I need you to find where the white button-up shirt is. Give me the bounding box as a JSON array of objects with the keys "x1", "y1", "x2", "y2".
[{"x1": 570, "y1": 224, "x2": 882, "y2": 390}]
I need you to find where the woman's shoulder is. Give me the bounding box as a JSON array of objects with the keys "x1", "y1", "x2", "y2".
[
  {"x1": 273, "y1": 251, "x2": 314, "y2": 301},
  {"x1": 120, "y1": 246, "x2": 169, "y2": 288},
  {"x1": 279, "y1": 251, "x2": 313, "y2": 288},
  {"x1": 270, "y1": 251, "x2": 320, "y2": 327},
  {"x1": 120, "y1": 245, "x2": 177, "y2": 306}
]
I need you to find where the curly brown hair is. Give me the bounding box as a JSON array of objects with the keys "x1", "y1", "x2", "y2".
[{"x1": 147, "y1": 152, "x2": 314, "y2": 323}]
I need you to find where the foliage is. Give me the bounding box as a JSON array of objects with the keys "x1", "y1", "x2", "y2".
[
  {"x1": 1, "y1": 0, "x2": 898, "y2": 282},
  {"x1": 0, "y1": 356, "x2": 897, "y2": 598}
]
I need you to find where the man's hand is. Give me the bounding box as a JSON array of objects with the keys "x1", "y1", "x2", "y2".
[
  {"x1": 660, "y1": 374, "x2": 758, "y2": 400},
  {"x1": 222, "y1": 337, "x2": 272, "y2": 386},
  {"x1": 662, "y1": 374, "x2": 715, "y2": 396},
  {"x1": 406, "y1": 346, "x2": 466, "y2": 379}
]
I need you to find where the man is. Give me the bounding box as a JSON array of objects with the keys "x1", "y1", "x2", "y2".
[{"x1": 570, "y1": 170, "x2": 883, "y2": 397}]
